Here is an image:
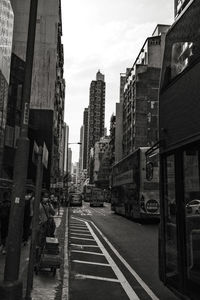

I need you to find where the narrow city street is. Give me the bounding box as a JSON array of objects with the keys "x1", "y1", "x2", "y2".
[{"x1": 69, "y1": 202, "x2": 179, "y2": 300}]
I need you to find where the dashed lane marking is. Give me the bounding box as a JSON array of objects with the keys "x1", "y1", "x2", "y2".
[
  {"x1": 71, "y1": 250, "x2": 104, "y2": 256},
  {"x1": 72, "y1": 260, "x2": 110, "y2": 267},
  {"x1": 70, "y1": 237, "x2": 95, "y2": 241},
  {"x1": 70, "y1": 232, "x2": 92, "y2": 237},
  {"x1": 70, "y1": 226, "x2": 88, "y2": 230},
  {"x1": 70, "y1": 244, "x2": 99, "y2": 248},
  {"x1": 72, "y1": 217, "x2": 140, "y2": 300},
  {"x1": 91, "y1": 221, "x2": 159, "y2": 300},
  {"x1": 75, "y1": 274, "x2": 120, "y2": 283},
  {"x1": 89, "y1": 207, "x2": 106, "y2": 216},
  {"x1": 70, "y1": 229, "x2": 90, "y2": 232},
  {"x1": 86, "y1": 221, "x2": 140, "y2": 300}
]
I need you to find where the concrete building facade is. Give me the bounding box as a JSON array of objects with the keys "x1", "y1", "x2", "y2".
[
  {"x1": 122, "y1": 25, "x2": 170, "y2": 156},
  {"x1": 67, "y1": 147, "x2": 72, "y2": 174},
  {"x1": 6, "y1": 0, "x2": 65, "y2": 187},
  {"x1": 88, "y1": 70, "x2": 105, "y2": 171},
  {"x1": 82, "y1": 107, "x2": 88, "y2": 170},
  {"x1": 79, "y1": 125, "x2": 84, "y2": 172},
  {"x1": 114, "y1": 72, "x2": 127, "y2": 163},
  {"x1": 0, "y1": 0, "x2": 13, "y2": 176},
  {"x1": 63, "y1": 123, "x2": 69, "y2": 174}
]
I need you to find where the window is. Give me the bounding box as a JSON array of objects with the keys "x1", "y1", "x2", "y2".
[
  {"x1": 161, "y1": 1, "x2": 200, "y2": 89},
  {"x1": 184, "y1": 149, "x2": 200, "y2": 286},
  {"x1": 164, "y1": 155, "x2": 179, "y2": 284}
]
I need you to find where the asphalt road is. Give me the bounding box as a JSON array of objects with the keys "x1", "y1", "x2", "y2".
[{"x1": 68, "y1": 202, "x2": 180, "y2": 300}]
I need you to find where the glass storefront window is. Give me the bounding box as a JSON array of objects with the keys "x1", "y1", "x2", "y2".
[
  {"x1": 184, "y1": 149, "x2": 200, "y2": 287},
  {"x1": 164, "y1": 155, "x2": 179, "y2": 284}
]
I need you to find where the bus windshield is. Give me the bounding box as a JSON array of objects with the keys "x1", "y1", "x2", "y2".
[{"x1": 160, "y1": 0, "x2": 200, "y2": 90}]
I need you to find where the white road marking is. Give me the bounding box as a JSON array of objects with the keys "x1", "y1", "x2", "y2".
[
  {"x1": 70, "y1": 237, "x2": 95, "y2": 241},
  {"x1": 70, "y1": 232, "x2": 92, "y2": 237},
  {"x1": 91, "y1": 221, "x2": 159, "y2": 300},
  {"x1": 86, "y1": 222, "x2": 140, "y2": 300},
  {"x1": 62, "y1": 209, "x2": 69, "y2": 300},
  {"x1": 70, "y1": 226, "x2": 87, "y2": 230},
  {"x1": 70, "y1": 244, "x2": 99, "y2": 248},
  {"x1": 72, "y1": 260, "x2": 110, "y2": 267},
  {"x1": 70, "y1": 229, "x2": 90, "y2": 233},
  {"x1": 71, "y1": 250, "x2": 103, "y2": 256},
  {"x1": 70, "y1": 223, "x2": 85, "y2": 226},
  {"x1": 90, "y1": 207, "x2": 106, "y2": 216},
  {"x1": 75, "y1": 274, "x2": 119, "y2": 283}
]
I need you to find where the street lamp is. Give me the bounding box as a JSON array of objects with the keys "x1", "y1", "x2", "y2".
[{"x1": 66, "y1": 142, "x2": 81, "y2": 206}]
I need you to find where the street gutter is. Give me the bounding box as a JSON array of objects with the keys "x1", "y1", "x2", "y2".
[{"x1": 62, "y1": 208, "x2": 69, "y2": 300}]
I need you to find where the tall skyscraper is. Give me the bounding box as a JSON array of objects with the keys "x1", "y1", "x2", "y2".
[
  {"x1": 82, "y1": 107, "x2": 88, "y2": 170},
  {"x1": 79, "y1": 125, "x2": 84, "y2": 171},
  {"x1": 114, "y1": 72, "x2": 127, "y2": 163},
  {"x1": 88, "y1": 70, "x2": 105, "y2": 167}
]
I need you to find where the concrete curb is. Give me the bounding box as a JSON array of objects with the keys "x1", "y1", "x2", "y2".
[{"x1": 61, "y1": 208, "x2": 69, "y2": 300}]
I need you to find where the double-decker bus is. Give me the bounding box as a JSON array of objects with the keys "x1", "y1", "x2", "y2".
[
  {"x1": 111, "y1": 147, "x2": 159, "y2": 220},
  {"x1": 82, "y1": 184, "x2": 95, "y2": 202},
  {"x1": 158, "y1": 1, "x2": 200, "y2": 298}
]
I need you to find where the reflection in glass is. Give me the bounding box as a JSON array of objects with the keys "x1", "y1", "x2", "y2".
[
  {"x1": 184, "y1": 150, "x2": 200, "y2": 286},
  {"x1": 164, "y1": 155, "x2": 179, "y2": 283}
]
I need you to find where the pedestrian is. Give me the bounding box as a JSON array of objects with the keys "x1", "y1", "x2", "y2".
[
  {"x1": 22, "y1": 191, "x2": 34, "y2": 245},
  {"x1": 50, "y1": 194, "x2": 57, "y2": 209},
  {"x1": 57, "y1": 195, "x2": 60, "y2": 216},
  {"x1": 38, "y1": 192, "x2": 56, "y2": 248},
  {"x1": 0, "y1": 191, "x2": 11, "y2": 254}
]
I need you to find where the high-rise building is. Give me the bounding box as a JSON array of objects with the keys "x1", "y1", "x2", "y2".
[
  {"x1": 122, "y1": 24, "x2": 170, "y2": 156},
  {"x1": 67, "y1": 147, "x2": 72, "y2": 173},
  {"x1": 88, "y1": 70, "x2": 105, "y2": 169},
  {"x1": 6, "y1": 0, "x2": 65, "y2": 187},
  {"x1": 63, "y1": 124, "x2": 69, "y2": 174},
  {"x1": 0, "y1": 1, "x2": 13, "y2": 177},
  {"x1": 114, "y1": 72, "x2": 127, "y2": 163},
  {"x1": 79, "y1": 125, "x2": 84, "y2": 171},
  {"x1": 109, "y1": 115, "x2": 116, "y2": 166},
  {"x1": 82, "y1": 107, "x2": 88, "y2": 169},
  {"x1": 60, "y1": 122, "x2": 69, "y2": 178}
]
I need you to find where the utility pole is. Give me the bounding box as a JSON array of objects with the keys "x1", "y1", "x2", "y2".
[
  {"x1": 0, "y1": 1, "x2": 38, "y2": 299},
  {"x1": 25, "y1": 146, "x2": 43, "y2": 300}
]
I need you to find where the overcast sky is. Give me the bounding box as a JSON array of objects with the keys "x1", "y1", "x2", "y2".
[{"x1": 61, "y1": 0, "x2": 174, "y2": 163}]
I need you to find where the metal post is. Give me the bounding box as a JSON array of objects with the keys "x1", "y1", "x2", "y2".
[
  {"x1": 0, "y1": 1, "x2": 38, "y2": 299},
  {"x1": 66, "y1": 140, "x2": 69, "y2": 207},
  {"x1": 25, "y1": 146, "x2": 43, "y2": 300}
]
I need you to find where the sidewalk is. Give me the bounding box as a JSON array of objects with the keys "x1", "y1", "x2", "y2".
[
  {"x1": 0, "y1": 206, "x2": 69, "y2": 300},
  {"x1": 31, "y1": 206, "x2": 68, "y2": 300},
  {"x1": 0, "y1": 239, "x2": 30, "y2": 297}
]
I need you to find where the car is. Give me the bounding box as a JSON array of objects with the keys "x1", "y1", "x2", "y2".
[
  {"x1": 186, "y1": 199, "x2": 200, "y2": 215},
  {"x1": 69, "y1": 192, "x2": 82, "y2": 207}
]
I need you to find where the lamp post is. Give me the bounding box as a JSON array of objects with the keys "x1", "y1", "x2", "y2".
[
  {"x1": 66, "y1": 142, "x2": 81, "y2": 206},
  {"x1": 0, "y1": 1, "x2": 38, "y2": 299}
]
